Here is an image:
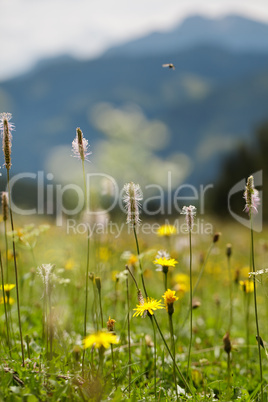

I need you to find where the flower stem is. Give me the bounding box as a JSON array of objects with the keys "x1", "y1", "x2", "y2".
[
  {"x1": 250, "y1": 216, "x2": 263, "y2": 400},
  {"x1": 149, "y1": 315, "x2": 157, "y2": 400},
  {"x1": 181, "y1": 242, "x2": 214, "y2": 330},
  {"x1": 152, "y1": 315, "x2": 193, "y2": 395},
  {"x1": 7, "y1": 170, "x2": 24, "y2": 366},
  {"x1": 126, "y1": 275, "x2": 131, "y2": 398},
  {"x1": 81, "y1": 160, "x2": 90, "y2": 375},
  {"x1": 187, "y1": 230, "x2": 193, "y2": 378},
  {"x1": 227, "y1": 253, "x2": 233, "y2": 333},
  {"x1": 168, "y1": 313, "x2": 178, "y2": 399},
  {"x1": 164, "y1": 271, "x2": 168, "y2": 291},
  {"x1": 133, "y1": 226, "x2": 148, "y2": 298},
  {"x1": 0, "y1": 251, "x2": 11, "y2": 357}
]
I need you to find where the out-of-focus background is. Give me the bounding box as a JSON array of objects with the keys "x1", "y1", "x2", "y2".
[{"x1": 1, "y1": 0, "x2": 268, "y2": 219}]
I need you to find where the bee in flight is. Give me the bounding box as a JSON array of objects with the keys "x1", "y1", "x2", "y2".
[{"x1": 162, "y1": 63, "x2": 175, "y2": 70}]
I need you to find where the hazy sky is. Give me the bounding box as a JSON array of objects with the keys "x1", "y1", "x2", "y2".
[{"x1": 1, "y1": 0, "x2": 268, "y2": 81}]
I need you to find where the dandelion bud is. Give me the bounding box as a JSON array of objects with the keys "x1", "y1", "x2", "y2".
[
  {"x1": 72, "y1": 345, "x2": 81, "y2": 361},
  {"x1": 244, "y1": 175, "x2": 260, "y2": 216},
  {"x1": 162, "y1": 289, "x2": 178, "y2": 315},
  {"x1": 137, "y1": 289, "x2": 144, "y2": 305},
  {"x1": 89, "y1": 272, "x2": 95, "y2": 282},
  {"x1": 72, "y1": 127, "x2": 91, "y2": 162},
  {"x1": 95, "y1": 277, "x2": 101, "y2": 291},
  {"x1": 1, "y1": 192, "x2": 8, "y2": 221},
  {"x1": 256, "y1": 335, "x2": 265, "y2": 349},
  {"x1": 181, "y1": 205, "x2": 196, "y2": 232},
  {"x1": 192, "y1": 298, "x2": 201, "y2": 309},
  {"x1": 123, "y1": 182, "x2": 143, "y2": 227},
  {"x1": 107, "y1": 316, "x2": 116, "y2": 332},
  {"x1": 0, "y1": 113, "x2": 14, "y2": 171},
  {"x1": 226, "y1": 243, "x2": 232, "y2": 258},
  {"x1": 223, "y1": 332, "x2": 231, "y2": 354},
  {"x1": 213, "y1": 232, "x2": 221, "y2": 243}
]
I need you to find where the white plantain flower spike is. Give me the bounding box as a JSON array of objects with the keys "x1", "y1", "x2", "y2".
[
  {"x1": 181, "y1": 205, "x2": 196, "y2": 232},
  {"x1": 244, "y1": 175, "x2": 260, "y2": 216},
  {"x1": 72, "y1": 127, "x2": 91, "y2": 162},
  {"x1": 123, "y1": 182, "x2": 143, "y2": 227},
  {"x1": 0, "y1": 113, "x2": 15, "y2": 170}
]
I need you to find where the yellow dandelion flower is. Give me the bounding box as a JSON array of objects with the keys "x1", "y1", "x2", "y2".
[
  {"x1": 173, "y1": 273, "x2": 190, "y2": 295},
  {"x1": 240, "y1": 266, "x2": 250, "y2": 279},
  {"x1": 240, "y1": 280, "x2": 254, "y2": 293},
  {"x1": 99, "y1": 247, "x2": 110, "y2": 262},
  {"x1": 133, "y1": 297, "x2": 164, "y2": 317},
  {"x1": 163, "y1": 289, "x2": 178, "y2": 309},
  {"x1": 111, "y1": 270, "x2": 119, "y2": 282},
  {"x1": 83, "y1": 330, "x2": 119, "y2": 349},
  {"x1": 0, "y1": 296, "x2": 15, "y2": 305},
  {"x1": 153, "y1": 257, "x2": 178, "y2": 268},
  {"x1": 0, "y1": 284, "x2": 16, "y2": 292},
  {"x1": 64, "y1": 258, "x2": 76, "y2": 270},
  {"x1": 157, "y1": 224, "x2": 177, "y2": 237},
  {"x1": 128, "y1": 254, "x2": 138, "y2": 266}
]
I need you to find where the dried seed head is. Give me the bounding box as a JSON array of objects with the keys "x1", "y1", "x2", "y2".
[
  {"x1": 192, "y1": 298, "x2": 201, "y2": 309},
  {"x1": 0, "y1": 113, "x2": 14, "y2": 171},
  {"x1": 223, "y1": 332, "x2": 232, "y2": 354},
  {"x1": 213, "y1": 232, "x2": 221, "y2": 243},
  {"x1": 1, "y1": 192, "x2": 8, "y2": 221},
  {"x1": 137, "y1": 289, "x2": 144, "y2": 305},
  {"x1": 95, "y1": 277, "x2": 101, "y2": 291},
  {"x1": 226, "y1": 243, "x2": 232, "y2": 258}
]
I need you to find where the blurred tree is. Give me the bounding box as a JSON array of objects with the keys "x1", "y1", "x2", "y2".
[{"x1": 209, "y1": 121, "x2": 268, "y2": 221}]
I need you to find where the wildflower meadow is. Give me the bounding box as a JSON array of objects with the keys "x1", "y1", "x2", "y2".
[{"x1": 0, "y1": 113, "x2": 268, "y2": 401}]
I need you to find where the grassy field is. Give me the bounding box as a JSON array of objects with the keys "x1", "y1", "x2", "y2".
[
  {"x1": 1, "y1": 211, "x2": 268, "y2": 401},
  {"x1": 0, "y1": 116, "x2": 267, "y2": 401}
]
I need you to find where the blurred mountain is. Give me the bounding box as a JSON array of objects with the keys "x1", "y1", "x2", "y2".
[
  {"x1": 1, "y1": 14, "x2": 268, "y2": 188},
  {"x1": 104, "y1": 14, "x2": 268, "y2": 57}
]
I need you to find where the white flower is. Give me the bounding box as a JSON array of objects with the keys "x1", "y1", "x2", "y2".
[
  {"x1": 123, "y1": 182, "x2": 143, "y2": 227},
  {"x1": 244, "y1": 175, "x2": 260, "y2": 215},
  {"x1": 0, "y1": 113, "x2": 15, "y2": 137},
  {"x1": 72, "y1": 127, "x2": 91, "y2": 162},
  {"x1": 181, "y1": 205, "x2": 196, "y2": 232},
  {"x1": 37, "y1": 264, "x2": 55, "y2": 297}
]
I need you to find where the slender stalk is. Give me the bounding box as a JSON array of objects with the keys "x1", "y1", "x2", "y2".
[
  {"x1": 250, "y1": 217, "x2": 263, "y2": 400},
  {"x1": 96, "y1": 279, "x2": 104, "y2": 328},
  {"x1": 168, "y1": 313, "x2": 178, "y2": 399},
  {"x1": 164, "y1": 271, "x2": 168, "y2": 291},
  {"x1": 133, "y1": 226, "x2": 148, "y2": 298},
  {"x1": 227, "y1": 253, "x2": 233, "y2": 333},
  {"x1": 245, "y1": 292, "x2": 250, "y2": 364},
  {"x1": 111, "y1": 344, "x2": 117, "y2": 389},
  {"x1": 187, "y1": 230, "x2": 193, "y2": 377},
  {"x1": 150, "y1": 315, "x2": 157, "y2": 400},
  {"x1": 4, "y1": 220, "x2": 9, "y2": 284},
  {"x1": 181, "y1": 242, "x2": 214, "y2": 330},
  {"x1": 48, "y1": 285, "x2": 53, "y2": 360},
  {"x1": 152, "y1": 315, "x2": 193, "y2": 395},
  {"x1": 126, "y1": 275, "x2": 131, "y2": 398},
  {"x1": 7, "y1": 170, "x2": 24, "y2": 366},
  {"x1": 0, "y1": 251, "x2": 11, "y2": 357},
  {"x1": 227, "y1": 352, "x2": 231, "y2": 397},
  {"x1": 81, "y1": 160, "x2": 90, "y2": 375}
]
